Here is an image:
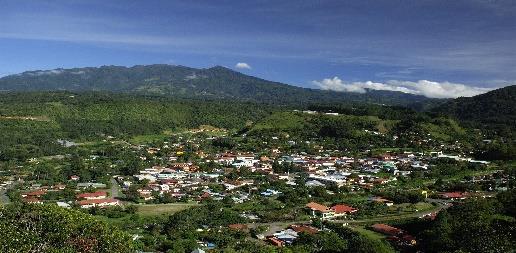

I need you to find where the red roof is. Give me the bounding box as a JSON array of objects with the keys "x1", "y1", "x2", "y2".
[
  {"x1": 76, "y1": 191, "x2": 107, "y2": 199},
  {"x1": 331, "y1": 204, "x2": 357, "y2": 214},
  {"x1": 371, "y1": 224, "x2": 403, "y2": 236},
  {"x1": 306, "y1": 202, "x2": 330, "y2": 212},
  {"x1": 290, "y1": 225, "x2": 319, "y2": 234},
  {"x1": 24, "y1": 190, "x2": 46, "y2": 197},
  {"x1": 441, "y1": 192, "x2": 464, "y2": 198},
  {"x1": 267, "y1": 236, "x2": 284, "y2": 247}
]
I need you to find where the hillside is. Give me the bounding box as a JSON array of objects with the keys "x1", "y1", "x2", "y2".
[
  {"x1": 433, "y1": 85, "x2": 516, "y2": 131},
  {"x1": 0, "y1": 64, "x2": 433, "y2": 106},
  {"x1": 245, "y1": 110, "x2": 472, "y2": 152},
  {"x1": 0, "y1": 92, "x2": 277, "y2": 160}
]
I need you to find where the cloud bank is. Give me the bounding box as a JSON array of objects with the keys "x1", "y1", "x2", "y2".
[
  {"x1": 235, "y1": 62, "x2": 252, "y2": 69},
  {"x1": 313, "y1": 77, "x2": 493, "y2": 98}
]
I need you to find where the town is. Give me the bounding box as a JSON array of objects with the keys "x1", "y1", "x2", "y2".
[{"x1": 1, "y1": 123, "x2": 510, "y2": 252}]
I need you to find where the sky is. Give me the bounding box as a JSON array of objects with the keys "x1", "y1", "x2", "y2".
[{"x1": 1, "y1": 0, "x2": 515, "y2": 98}]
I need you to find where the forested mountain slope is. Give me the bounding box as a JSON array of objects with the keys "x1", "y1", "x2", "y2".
[
  {"x1": 0, "y1": 64, "x2": 434, "y2": 106},
  {"x1": 433, "y1": 85, "x2": 516, "y2": 135}
]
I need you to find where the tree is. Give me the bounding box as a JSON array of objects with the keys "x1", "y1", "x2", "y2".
[{"x1": 0, "y1": 203, "x2": 134, "y2": 252}]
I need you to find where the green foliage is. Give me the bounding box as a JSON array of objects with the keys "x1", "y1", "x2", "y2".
[
  {"x1": 0, "y1": 92, "x2": 275, "y2": 160},
  {"x1": 421, "y1": 196, "x2": 516, "y2": 253},
  {"x1": 0, "y1": 204, "x2": 134, "y2": 252},
  {"x1": 433, "y1": 85, "x2": 516, "y2": 139},
  {"x1": 294, "y1": 231, "x2": 348, "y2": 252}
]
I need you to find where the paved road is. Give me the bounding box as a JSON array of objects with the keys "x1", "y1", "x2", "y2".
[{"x1": 110, "y1": 178, "x2": 125, "y2": 200}]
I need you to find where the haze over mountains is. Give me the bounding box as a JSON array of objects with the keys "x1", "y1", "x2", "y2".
[{"x1": 0, "y1": 64, "x2": 434, "y2": 106}]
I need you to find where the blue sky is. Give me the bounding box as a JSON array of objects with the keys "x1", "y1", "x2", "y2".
[{"x1": 1, "y1": 0, "x2": 515, "y2": 98}]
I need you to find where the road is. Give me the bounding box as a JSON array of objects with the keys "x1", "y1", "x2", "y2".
[
  {"x1": 110, "y1": 178, "x2": 125, "y2": 200},
  {"x1": 0, "y1": 188, "x2": 10, "y2": 205},
  {"x1": 0, "y1": 180, "x2": 19, "y2": 205},
  {"x1": 331, "y1": 200, "x2": 448, "y2": 224}
]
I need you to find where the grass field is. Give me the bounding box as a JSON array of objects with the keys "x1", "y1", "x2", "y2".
[
  {"x1": 391, "y1": 202, "x2": 435, "y2": 213},
  {"x1": 136, "y1": 203, "x2": 200, "y2": 216},
  {"x1": 350, "y1": 226, "x2": 386, "y2": 240}
]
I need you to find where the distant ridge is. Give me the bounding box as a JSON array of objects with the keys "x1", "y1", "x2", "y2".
[{"x1": 0, "y1": 64, "x2": 433, "y2": 106}]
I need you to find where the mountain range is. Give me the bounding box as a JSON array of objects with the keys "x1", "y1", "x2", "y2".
[{"x1": 0, "y1": 64, "x2": 434, "y2": 106}]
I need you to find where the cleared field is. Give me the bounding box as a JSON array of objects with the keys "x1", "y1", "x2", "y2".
[
  {"x1": 350, "y1": 226, "x2": 386, "y2": 240},
  {"x1": 136, "y1": 203, "x2": 200, "y2": 216}
]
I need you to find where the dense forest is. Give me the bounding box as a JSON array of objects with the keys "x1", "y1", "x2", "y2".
[{"x1": 433, "y1": 85, "x2": 516, "y2": 138}]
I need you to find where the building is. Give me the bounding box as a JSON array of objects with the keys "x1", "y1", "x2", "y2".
[
  {"x1": 371, "y1": 224, "x2": 403, "y2": 236},
  {"x1": 290, "y1": 224, "x2": 319, "y2": 235},
  {"x1": 331, "y1": 204, "x2": 358, "y2": 217},
  {"x1": 76, "y1": 191, "x2": 107, "y2": 200},
  {"x1": 78, "y1": 198, "x2": 120, "y2": 208},
  {"x1": 306, "y1": 202, "x2": 333, "y2": 220},
  {"x1": 439, "y1": 192, "x2": 466, "y2": 200}
]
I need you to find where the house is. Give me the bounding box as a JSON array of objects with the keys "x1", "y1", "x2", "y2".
[
  {"x1": 305, "y1": 180, "x2": 326, "y2": 187},
  {"x1": 371, "y1": 224, "x2": 403, "y2": 236},
  {"x1": 273, "y1": 229, "x2": 298, "y2": 244},
  {"x1": 78, "y1": 198, "x2": 120, "y2": 208},
  {"x1": 306, "y1": 202, "x2": 333, "y2": 220},
  {"x1": 76, "y1": 191, "x2": 107, "y2": 200},
  {"x1": 439, "y1": 192, "x2": 466, "y2": 200},
  {"x1": 21, "y1": 190, "x2": 46, "y2": 198},
  {"x1": 70, "y1": 175, "x2": 80, "y2": 181},
  {"x1": 290, "y1": 224, "x2": 319, "y2": 235},
  {"x1": 331, "y1": 204, "x2": 358, "y2": 216},
  {"x1": 76, "y1": 182, "x2": 107, "y2": 189}
]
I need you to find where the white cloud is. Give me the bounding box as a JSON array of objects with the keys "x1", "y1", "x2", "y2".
[
  {"x1": 313, "y1": 77, "x2": 494, "y2": 98},
  {"x1": 235, "y1": 62, "x2": 252, "y2": 69}
]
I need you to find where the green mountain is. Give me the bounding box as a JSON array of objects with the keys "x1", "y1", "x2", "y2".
[
  {"x1": 0, "y1": 64, "x2": 433, "y2": 106},
  {"x1": 433, "y1": 85, "x2": 516, "y2": 129}
]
